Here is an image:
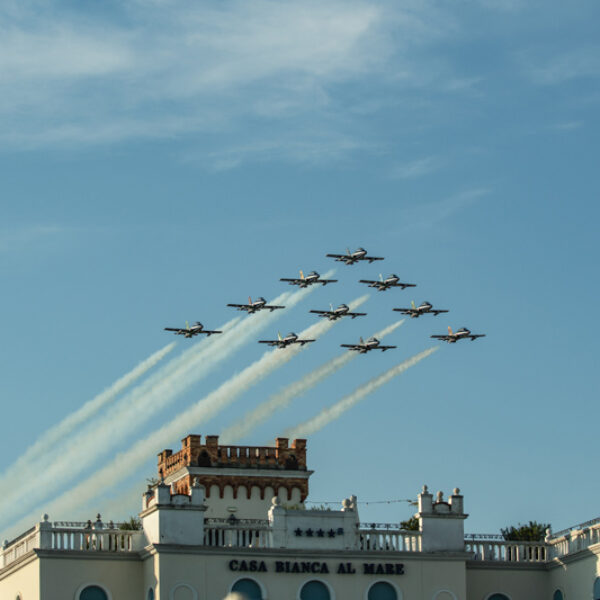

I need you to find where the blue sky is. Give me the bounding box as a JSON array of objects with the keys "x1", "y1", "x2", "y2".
[{"x1": 1, "y1": 0, "x2": 599, "y2": 537}]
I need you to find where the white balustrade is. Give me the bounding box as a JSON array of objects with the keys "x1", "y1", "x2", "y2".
[
  {"x1": 358, "y1": 530, "x2": 422, "y2": 552},
  {"x1": 465, "y1": 540, "x2": 547, "y2": 562},
  {"x1": 203, "y1": 525, "x2": 270, "y2": 548},
  {"x1": 50, "y1": 528, "x2": 139, "y2": 552},
  {"x1": 1, "y1": 525, "x2": 141, "y2": 568}
]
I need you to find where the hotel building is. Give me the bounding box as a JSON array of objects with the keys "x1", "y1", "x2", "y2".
[{"x1": 1, "y1": 435, "x2": 600, "y2": 600}]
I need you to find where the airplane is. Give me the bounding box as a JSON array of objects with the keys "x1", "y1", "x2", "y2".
[
  {"x1": 431, "y1": 326, "x2": 486, "y2": 343},
  {"x1": 164, "y1": 321, "x2": 222, "y2": 338},
  {"x1": 258, "y1": 332, "x2": 316, "y2": 349},
  {"x1": 280, "y1": 270, "x2": 338, "y2": 288},
  {"x1": 340, "y1": 336, "x2": 396, "y2": 353},
  {"x1": 227, "y1": 296, "x2": 285, "y2": 314},
  {"x1": 393, "y1": 301, "x2": 449, "y2": 318},
  {"x1": 326, "y1": 247, "x2": 384, "y2": 265},
  {"x1": 309, "y1": 303, "x2": 367, "y2": 321},
  {"x1": 359, "y1": 274, "x2": 416, "y2": 292}
]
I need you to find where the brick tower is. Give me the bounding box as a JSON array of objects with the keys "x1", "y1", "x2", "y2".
[{"x1": 157, "y1": 435, "x2": 312, "y2": 519}]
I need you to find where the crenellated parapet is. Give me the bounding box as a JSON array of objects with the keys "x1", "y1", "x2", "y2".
[
  {"x1": 158, "y1": 435, "x2": 307, "y2": 479},
  {"x1": 158, "y1": 435, "x2": 312, "y2": 520}
]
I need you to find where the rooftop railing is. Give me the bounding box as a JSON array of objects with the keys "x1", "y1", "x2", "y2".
[
  {"x1": 6, "y1": 517, "x2": 600, "y2": 566},
  {"x1": 1, "y1": 517, "x2": 143, "y2": 569}
]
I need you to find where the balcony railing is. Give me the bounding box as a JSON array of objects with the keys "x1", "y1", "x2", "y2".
[
  {"x1": 6, "y1": 516, "x2": 600, "y2": 567},
  {"x1": 358, "y1": 529, "x2": 421, "y2": 552},
  {"x1": 203, "y1": 523, "x2": 271, "y2": 548},
  {"x1": 466, "y1": 539, "x2": 547, "y2": 562}
]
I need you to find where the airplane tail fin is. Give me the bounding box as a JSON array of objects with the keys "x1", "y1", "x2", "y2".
[
  {"x1": 330, "y1": 303, "x2": 333, "y2": 312},
  {"x1": 278, "y1": 331, "x2": 282, "y2": 341},
  {"x1": 411, "y1": 300, "x2": 416, "y2": 309},
  {"x1": 379, "y1": 273, "x2": 383, "y2": 281},
  {"x1": 346, "y1": 247, "x2": 351, "y2": 255},
  {"x1": 359, "y1": 336, "x2": 364, "y2": 345},
  {"x1": 186, "y1": 320, "x2": 190, "y2": 330},
  {"x1": 299, "y1": 269, "x2": 304, "y2": 280},
  {"x1": 248, "y1": 295, "x2": 252, "y2": 305},
  {"x1": 448, "y1": 326, "x2": 453, "y2": 335}
]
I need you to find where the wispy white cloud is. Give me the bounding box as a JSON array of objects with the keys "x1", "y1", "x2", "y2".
[
  {"x1": 0, "y1": 225, "x2": 70, "y2": 253},
  {"x1": 0, "y1": 0, "x2": 463, "y2": 161},
  {"x1": 399, "y1": 187, "x2": 491, "y2": 231},
  {"x1": 551, "y1": 120, "x2": 584, "y2": 131},
  {"x1": 524, "y1": 46, "x2": 600, "y2": 86},
  {"x1": 390, "y1": 156, "x2": 442, "y2": 179}
]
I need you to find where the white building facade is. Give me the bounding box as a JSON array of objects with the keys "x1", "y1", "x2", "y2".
[{"x1": 1, "y1": 435, "x2": 600, "y2": 600}]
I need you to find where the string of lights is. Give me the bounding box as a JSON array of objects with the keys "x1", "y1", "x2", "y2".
[{"x1": 305, "y1": 498, "x2": 417, "y2": 506}]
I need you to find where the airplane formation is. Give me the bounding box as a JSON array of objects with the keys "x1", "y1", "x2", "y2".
[{"x1": 164, "y1": 247, "x2": 486, "y2": 348}]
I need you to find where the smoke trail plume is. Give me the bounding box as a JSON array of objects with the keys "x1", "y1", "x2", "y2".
[
  {"x1": 5, "y1": 289, "x2": 350, "y2": 534},
  {"x1": 0, "y1": 293, "x2": 290, "y2": 527},
  {"x1": 0, "y1": 342, "x2": 176, "y2": 495},
  {"x1": 219, "y1": 312, "x2": 400, "y2": 444},
  {"x1": 284, "y1": 346, "x2": 439, "y2": 439},
  {"x1": 0, "y1": 284, "x2": 328, "y2": 532}
]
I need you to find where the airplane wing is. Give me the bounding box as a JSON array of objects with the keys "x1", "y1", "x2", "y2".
[
  {"x1": 431, "y1": 335, "x2": 450, "y2": 340},
  {"x1": 258, "y1": 340, "x2": 278, "y2": 346},
  {"x1": 280, "y1": 277, "x2": 301, "y2": 284},
  {"x1": 430, "y1": 310, "x2": 449, "y2": 315},
  {"x1": 201, "y1": 330, "x2": 222, "y2": 336},
  {"x1": 264, "y1": 305, "x2": 285, "y2": 311},
  {"x1": 309, "y1": 310, "x2": 330, "y2": 316},
  {"x1": 340, "y1": 344, "x2": 361, "y2": 351},
  {"x1": 366, "y1": 256, "x2": 384, "y2": 263},
  {"x1": 359, "y1": 279, "x2": 377, "y2": 284},
  {"x1": 346, "y1": 312, "x2": 367, "y2": 318},
  {"x1": 468, "y1": 334, "x2": 486, "y2": 340},
  {"x1": 316, "y1": 278, "x2": 338, "y2": 285},
  {"x1": 376, "y1": 345, "x2": 396, "y2": 351},
  {"x1": 392, "y1": 282, "x2": 416, "y2": 289},
  {"x1": 326, "y1": 253, "x2": 347, "y2": 260},
  {"x1": 392, "y1": 308, "x2": 413, "y2": 314},
  {"x1": 298, "y1": 339, "x2": 316, "y2": 346},
  {"x1": 227, "y1": 303, "x2": 251, "y2": 310},
  {"x1": 164, "y1": 327, "x2": 186, "y2": 334}
]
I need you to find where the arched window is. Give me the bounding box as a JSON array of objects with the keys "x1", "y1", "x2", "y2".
[
  {"x1": 148, "y1": 588, "x2": 155, "y2": 600},
  {"x1": 300, "y1": 580, "x2": 331, "y2": 600},
  {"x1": 553, "y1": 590, "x2": 563, "y2": 600},
  {"x1": 368, "y1": 581, "x2": 397, "y2": 600},
  {"x1": 488, "y1": 595, "x2": 510, "y2": 600},
  {"x1": 231, "y1": 578, "x2": 263, "y2": 600},
  {"x1": 594, "y1": 577, "x2": 600, "y2": 600},
  {"x1": 79, "y1": 586, "x2": 108, "y2": 600}
]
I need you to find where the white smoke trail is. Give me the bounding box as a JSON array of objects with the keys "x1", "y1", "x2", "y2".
[
  {"x1": 0, "y1": 319, "x2": 238, "y2": 528},
  {"x1": 284, "y1": 346, "x2": 439, "y2": 439},
  {"x1": 0, "y1": 291, "x2": 298, "y2": 527},
  {"x1": 220, "y1": 313, "x2": 401, "y2": 444},
  {"x1": 0, "y1": 342, "x2": 176, "y2": 495},
  {"x1": 0, "y1": 282, "x2": 330, "y2": 533},
  {"x1": 5, "y1": 288, "x2": 349, "y2": 534}
]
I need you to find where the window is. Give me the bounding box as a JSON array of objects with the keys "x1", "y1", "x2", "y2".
[
  {"x1": 300, "y1": 580, "x2": 331, "y2": 600},
  {"x1": 148, "y1": 589, "x2": 155, "y2": 600},
  {"x1": 488, "y1": 595, "x2": 510, "y2": 600},
  {"x1": 79, "y1": 586, "x2": 108, "y2": 600},
  {"x1": 368, "y1": 581, "x2": 397, "y2": 600},
  {"x1": 553, "y1": 591, "x2": 563, "y2": 600},
  {"x1": 231, "y1": 578, "x2": 263, "y2": 600}
]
